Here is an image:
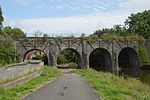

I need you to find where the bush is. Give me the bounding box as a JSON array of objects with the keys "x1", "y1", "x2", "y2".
[
  {"x1": 102, "y1": 33, "x2": 124, "y2": 41},
  {"x1": 87, "y1": 35, "x2": 99, "y2": 42},
  {"x1": 138, "y1": 46, "x2": 149, "y2": 65},
  {"x1": 68, "y1": 62, "x2": 78, "y2": 67},
  {"x1": 0, "y1": 40, "x2": 19, "y2": 67},
  {"x1": 125, "y1": 35, "x2": 145, "y2": 41}
]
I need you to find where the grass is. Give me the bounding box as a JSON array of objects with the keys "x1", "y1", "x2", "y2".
[
  {"x1": 0, "y1": 66, "x2": 62, "y2": 100},
  {"x1": 73, "y1": 69, "x2": 150, "y2": 100}
]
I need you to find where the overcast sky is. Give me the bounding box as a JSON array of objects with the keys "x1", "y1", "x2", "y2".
[{"x1": 0, "y1": 0, "x2": 150, "y2": 37}]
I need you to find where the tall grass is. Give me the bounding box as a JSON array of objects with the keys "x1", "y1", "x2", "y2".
[
  {"x1": 73, "y1": 69, "x2": 150, "y2": 100},
  {"x1": 0, "y1": 66, "x2": 62, "y2": 100}
]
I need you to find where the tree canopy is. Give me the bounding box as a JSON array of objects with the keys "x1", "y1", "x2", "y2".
[
  {"x1": 125, "y1": 10, "x2": 150, "y2": 38},
  {"x1": 0, "y1": 7, "x2": 4, "y2": 34},
  {"x1": 93, "y1": 10, "x2": 150, "y2": 39}
]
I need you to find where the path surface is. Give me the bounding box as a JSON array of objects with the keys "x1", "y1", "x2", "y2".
[{"x1": 23, "y1": 72, "x2": 101, "y2": 100}]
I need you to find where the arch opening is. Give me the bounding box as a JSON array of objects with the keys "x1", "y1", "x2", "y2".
[
  {"x1": 57, "y1": 48, "x2": 81, "y2": 68},
  {"x1": 89, "y1": 48, "x2": 112, "y2": 71},
  {"x1": 23, "y1": 49, "x2": 48, "y2": 65},
  {"x1": 118, "y1": 47, "x2": 139, "y2": 68}
]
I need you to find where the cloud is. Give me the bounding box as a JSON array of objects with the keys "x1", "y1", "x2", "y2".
[
  {"x1": 120, "y1": 0, "x2": 150, "y2": 12},
  {"x1": 4, "y1": 12, "x2": 128, "y2": 37},
  {"x1": 4, "y1": 0, "x2": 149, "y2": 37},
  {"x1": 12, "y1": 0, "x2": 39, "y2": 5}
]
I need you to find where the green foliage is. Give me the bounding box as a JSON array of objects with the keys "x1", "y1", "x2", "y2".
[
  {"x1": 33, "y1": 30, "x2": 42, "y2": 37},
  {"x1": 3, "y1": 26, "x2": 26, "y2": 40},
  {"x1": 57, "y1": 49, "x2": 78, "y2": 65},
  {"x1": 125, "y1": 10, "x2": 150, "y2": 38},
  {"x1": 57, "y1": 54, "x2": 69, "y2": 64},
  {"x1": 87, "y1": 35, "x2": 99, "y2": 42},
  {"x1": 80, "y1": 33, "x2": 86, "y2": 38},
  {"x1": 69, "y1": 34, "x2": 75, "y2": 38},
  {"x1": 0, "y1": 8, "x2": 25, "y2": 67},
  {"x1": 11, "y1": 28, "x2": 26, "y2": 40},
  {"x1": 32, "y1": 54, "x2": 48, "y2": 65},
  {"x1": 93, "y1": 10, "x2": 150, "y2": 39},
  {"x1": 0, "y1": 66, "x2": 62, "y2": 100},
  {"x1": 138, "y1": 46, "x2": 149, "y2": 65},
  {"x1": 125, "y1": 35, "x2": 145, "y2": 41},
  {"x1": 73, "y1": 69, "x2": 150, "y2": 100},
  {"x1": 32, "y1": 55, "x2": 44, "y2": 60},
  {"x1": 0, "y1": 40, "x2": 19, "y2": 67},
  {"x1": 43, "y1": 33, "x2": 49, "y2": 38},
  {"x1": 53, "y1": 36, "x2": 62, "y2": 41},
  {"x1": 102, "y1": 33, "x2": 124, "y2": 41},
  {"x1": 68, "y1": 62, "x2": 78, "y2": 67},
  {"x1": 93, "y1": 25, "x2": 127, "y2": 37},
  {"x1": 0, "y1": 7, "x2": 4, "y2": 33}
]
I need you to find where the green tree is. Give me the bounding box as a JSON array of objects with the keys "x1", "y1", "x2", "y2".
[
  {"x1": 125, "y1": 10, "x2": 150, "y2": 38},
  {"x1": 57, "y1": 50, "x2": 78, "y2": 64},
  {"x1": 43, "y1": 33, "x2": 49, "y2": 38},
  {"x1": 0, "y1": 40, "x2": 19, "y2": 67},
  {"x1": 11, "y1": 28, "x2": 26, "y2": 40},
  {"x1": 3, "y1": 26, "x2": 26, "y2": 40},
  {"x1": 0, "y1": 7, "x2": 4, "y2": 34},
  {"x1": 4, "y1": 26, "x2": 12, "y2": 35}
]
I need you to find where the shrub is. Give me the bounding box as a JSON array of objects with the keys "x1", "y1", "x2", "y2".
[
  {"x1": 68, "y1": 62, "x2": 78, "y2": 67},
  {"x1": 138, "y1": 46, "x2": 149, "y2": 65},
  {"x1": 125, "y1": 35, "x2": 145, "y2": 41}
]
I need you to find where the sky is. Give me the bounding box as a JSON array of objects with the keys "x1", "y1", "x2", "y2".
[{"x1": 0, "y1": 0, "x2": 150, "y2": 37}]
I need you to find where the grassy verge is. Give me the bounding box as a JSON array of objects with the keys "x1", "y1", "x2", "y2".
[
  {"x1": 73, "y1": 69, "x2": 150, "y2": 100},
  {"x1": 0, "y1": 66, "x2": 62, "y2": 100}
]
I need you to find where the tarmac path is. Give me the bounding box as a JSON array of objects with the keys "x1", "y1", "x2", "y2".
[{"x1": 23, "y1": 72, "x2": 101, "y2": 100}]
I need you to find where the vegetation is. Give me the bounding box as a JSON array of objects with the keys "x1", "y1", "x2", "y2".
[
  {"x1": 0, "y1": 66, "x2": 62, "y2": 100},
  {"x1": 94, "y1": 10, "x2": 150, "y2": 39},
  {"x1": 0, "y1": 7, "x2": 4, "y2": 34},
  {"x1": 32, "y1": 54, "x2": 48, "y2": 65},
  {"x1": 73, "y1": 69, "x2": 150, "y2": 100},
  {"x1": 138, "y1": 46, "x2": 150, "y2": 65},
  {"x1": 57, "y1": 49, "x2": 78, "y2": 66},
  {"x1": 0, "y1": 7, "x2": 26, "y2": 67},
  {"x1": 125, "y1": 10, "x2": 150, "y2": 38},
  {"x1": 0, "y1": 40, "x2": 19, "y2": 67}
]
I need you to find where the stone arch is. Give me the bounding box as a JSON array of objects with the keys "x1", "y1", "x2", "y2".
[
  {"x1": 118, "y1": 47, "x2": 139, "y2": 68},
  {"x1": 23, "y1": 49, "x2": 48, "y2": 65},
  {"x1": 89, "y1": 48, "x2": 112, "y2": 71},
  {"x1": 56, "y1": 48, "x2": 82, "y2": 68}
]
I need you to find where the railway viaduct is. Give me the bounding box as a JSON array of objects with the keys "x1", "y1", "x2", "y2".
[{"x1": 16, "y1": 37, "x2": 146, "y2": 70}]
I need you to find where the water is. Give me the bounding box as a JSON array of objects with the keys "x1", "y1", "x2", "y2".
[{"x1": 112, "y1": 68, "x2": 150, "y2": 85}]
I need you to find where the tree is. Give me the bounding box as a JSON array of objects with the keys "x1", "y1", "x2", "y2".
[
  {"x1": 43, "y1": 33, "x2": 49, "y2": 38},
  {"x1": 0, "y1": 7, "x2": 4, "y2": 34},
  {"x1": 3, "y1": 26, "x2": 12, "y2": 35},
  {"x1": 0, "y1": 40, "x2": 19, "y2": 67},
  {"x1": 125, "y1": 10, "x2": 150, "y2": 38},
  {"x1": 33, "y1": 30, "x2": 42, "y2": 37},
  {"x1": 11, "y1": 28, "x2": 26, "y2": 40}
]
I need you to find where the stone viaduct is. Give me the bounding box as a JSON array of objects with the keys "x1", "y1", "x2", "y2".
[{"x1": 16, "y1": 37, "x2": 146, "y2": 70}]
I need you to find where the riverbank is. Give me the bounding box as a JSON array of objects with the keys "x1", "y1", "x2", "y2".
[
  {"x1": 73, "y1": 69, "x2": 150, "y2": 100},
  {"x1": 0, "y1": 66, "x2": 62, "y2": 100}
]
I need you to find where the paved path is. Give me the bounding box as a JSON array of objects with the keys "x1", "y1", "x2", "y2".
[{"x1": 23, "y1": 73, "x2": 101, "y2": 100}]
